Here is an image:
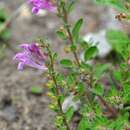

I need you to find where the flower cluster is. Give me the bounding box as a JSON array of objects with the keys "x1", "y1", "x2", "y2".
[
  {"x1": 13, "y1": 43, "x2": 47, "y2": 70},
  {"x1": 28, "y1": 0, "x2": 57, "y2": 14}
]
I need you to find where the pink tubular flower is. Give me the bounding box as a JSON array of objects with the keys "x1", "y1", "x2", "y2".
[
  {"x1": 13, "y1": 43, "x2": 48, "y2": 71},
  {"x1": 28, "y1": 0, "x2": 57, "y2": 14}
]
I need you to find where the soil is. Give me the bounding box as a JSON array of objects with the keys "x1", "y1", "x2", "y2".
[{"x1": 0, "y1": 0, "x2": 122, "y2": 130}]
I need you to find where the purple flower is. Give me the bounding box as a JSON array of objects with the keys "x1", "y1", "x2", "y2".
[
  {"x1": 13, "y1": 43, "x2": 48, "y2": 71},
  {"x1": 28, "y1": 0, "x2": 57, "y2": 14}
]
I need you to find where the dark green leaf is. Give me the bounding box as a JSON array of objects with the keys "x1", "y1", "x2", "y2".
[
  {"x1": 60, "y1": 59, "x2": 73, "y2": 68},
  {"x1": 72, "y1": 18, "x2": 83, "y2": 42},
  {"x1": 84, "y1": 46, "x2": 98, "y2": 61}
]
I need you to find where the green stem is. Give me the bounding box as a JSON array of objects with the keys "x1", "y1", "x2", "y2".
[
  {"x1": 62, "y1": 6, "x2": 80, "y2": 67},
  {"x1": 47, "y1": 45, "x2": 71, "y2": 130}
]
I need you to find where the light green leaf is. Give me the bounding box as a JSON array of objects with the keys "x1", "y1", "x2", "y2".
[
  {"x1": 92, "y1": 84, "x2": 104, "y2": 96},
  {"x1": 77, "y1": 117, "x2": 89, "y2": 130},
  {"x1": 31, "y1": 86, "x2": 43, "y2": 95},
  {"x1": 65, "y1": 107, "x2": 74, "y2": 122},
  {"x1": 106, "y1": 30, "x2": 130, "y2": 54}
]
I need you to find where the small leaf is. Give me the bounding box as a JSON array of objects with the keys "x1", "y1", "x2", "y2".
[
  {"x1": 52, "y1": 53, "x2": 58, "y2": 60},
  {"x1": 70, "y1": 44, "x2": 77, "y2": 52},
  {"x1": 76, "y1": 82, "x2": 85, "y2": 95},
  {"x1": 113, "y1": 71, "x2": 122, "y2": 81},
  {"x1": 72, "y1": 18, "x2": 83, "y2": 42},
  {"x1": 84, "y1": 46, "x2": 98, "y2": 61},
  {"x1": 31, "y1": 86, "x2": 43, "y2": 95},
  {"x1": 56, "y1": 31, "x2": 67, "y2": 40},
  {"x1": 65, "y1": 107, "x2": 74, "y2": 122},
  {"x1": 77, "y1": 117, "x2": 89, "y2": 130},
  {"x1": 92, "y1": 84, "x2": 104, "y2": 96},
  {"x1": 94, "y1": 64, "x2": 110, "y2": 79},
  {"x1": 60, "y1": 59, "x2": 73, "y2": 68},
  {"x1": 66, "y1": 1, "x2": 75, "y2": 13}
]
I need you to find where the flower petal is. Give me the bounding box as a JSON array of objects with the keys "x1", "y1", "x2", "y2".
[
  {"x1": 32, "y1": 7, "x2": 39, "y2": 14},
  {"x1": 28, "y1": 0, "x2": 57, "y2": 13},
  {"x1": 18, "y1": 62, "x2": 25, "y2": 70}
]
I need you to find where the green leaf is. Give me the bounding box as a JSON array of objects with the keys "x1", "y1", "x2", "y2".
[
  {"x1": 31, "y1": 86, "x2": 43, "y2": 95},
  {"x1": 66, "y1": 1, "x2": 75, "y2": 13},
  {"x1": 70, "y1": 44, "x2": 77, "y2": 51},
  {"x1": 0, "y1": 29, "x2": 11, "y2": 40},
  {"x1": 96, "y1": 0, "x2": 130, "y2": 15},
  {"x1": 56, "y1": 31, "x2": 67, "y2": 40},
  {"x1": 66, "y1": 74, "x2": 76, "y2": 85},
  {"x1": 52, "y1": 53, "x2": 58, "y2": 60},
  {"x1": 0, "y1": 9, "x2": 11, "y2": 40},
  {"x1": 106, "y1": 30, "x2": 130, "y2": 54},
  {"x1": 76, "y1": 82, "x2": 85, "y2": 95},
  {"x1": 60, "y1": 59, "x2": 73, "y2": 68},
  {"x1": 77, "y1": 117, "x2": 89, "y2": 130},
  {"x1": 123, "y1": 84, "x2": 130, "y2": 94},
  {"x1": 72, "y1": 18, "x2": 83, "y2": 42},
  {"x1": 0, "y1": 9, "x2": 7, "y2": 22},
  {"x1": 94, "y1": 64, "x2": 110, "y2": 79},
  {"x1": 113, "y1": 71, "x2": 122, "y2": 81},
  {"x1": 84, "y1": 46, "x2": 98, "y2": 61},
  {"x1": 92, "y1": 84, "x2": 104, "y2": 96},
  {"x1": 65, "y1": 107, "x2": 74, "y2": 122}
]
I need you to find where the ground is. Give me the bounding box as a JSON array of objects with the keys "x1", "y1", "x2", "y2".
[{"x1": 0, "y1": 0, "x2": 120, "y2": 130}]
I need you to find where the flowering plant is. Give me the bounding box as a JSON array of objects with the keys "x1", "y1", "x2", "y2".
[{"x1": 14, "y1": 0, "x2": 130, "y2": 130}]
